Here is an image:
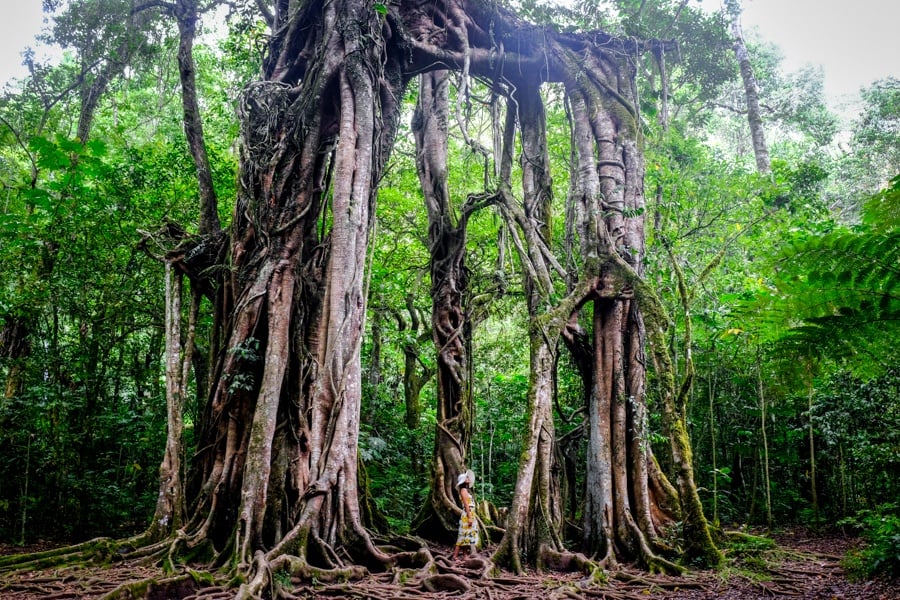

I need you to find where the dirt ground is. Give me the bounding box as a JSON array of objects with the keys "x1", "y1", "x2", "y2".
[{"x1": 1, "y1": 529, "x2": 896, "y2": 599}]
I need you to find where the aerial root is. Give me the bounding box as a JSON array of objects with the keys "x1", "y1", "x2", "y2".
[
  {"x1": 298, "y1": 546, "x2": 498, "y2": 599},
  {"x1": 437, "y1": 551, "x2": 493, "y2": 579},
  {"x1": 231, "y1": 549, "x2": 373, "y2": 600},
  {"x1": 641, "y1": 552, "x2": 684, "y2": 576},
  {"x1": 389, "y1": 546, "x2": 435, "y2": 584}
]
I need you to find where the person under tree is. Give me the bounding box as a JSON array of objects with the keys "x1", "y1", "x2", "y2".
[{"x1": 452, "y1": 470, "x2": 479, "y2": 560}]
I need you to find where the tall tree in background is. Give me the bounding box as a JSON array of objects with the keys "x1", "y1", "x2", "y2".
[{"x1": 726, "y1": 0, "x2": 770, "y2": 173}]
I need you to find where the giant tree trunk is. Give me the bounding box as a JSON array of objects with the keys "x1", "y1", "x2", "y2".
[
  {"x1": 153, "y1": 0, "x2": 719, "y2": 590},
  {"x1": 176, "y1": 3, "x2": 407, "y2": 589},
  {"x1": 565, "y1": 73, "x2": 685, "y2": 571},
  {"x1": 411, "y1": 69, "x2": 484, "y2": 542}
]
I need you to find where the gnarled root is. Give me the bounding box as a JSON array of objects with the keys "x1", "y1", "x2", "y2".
[
  {"x1": 0, "y1": 533, "x2": 156, "y2": 576},
  {"x1": 421, "y1": 572, "x2": 472, "y2": 592},
  {"x1": 538, "y1": 544, "x2": 610, "y2": 586}
]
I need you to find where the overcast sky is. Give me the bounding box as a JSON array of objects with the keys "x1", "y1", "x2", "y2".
[
  {"x1": 0, "y1": 1, "x2": 46, "y2": 85},
  {"x1": 716, "y1": 0, "x2": 900, "y2": 102},
  {"x1": 1, "y1": 0, "x2": 899, "y2": 103}
]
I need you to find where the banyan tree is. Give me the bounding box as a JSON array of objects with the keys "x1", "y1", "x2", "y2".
[{"x1": 101, "y1": 0, "x2": 721, "y2": 596}]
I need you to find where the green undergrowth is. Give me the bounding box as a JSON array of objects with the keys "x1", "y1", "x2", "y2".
[
  {"x1": 717, "y1": 530, "x2": 778, "y2": 580},
  {"x1": 839, "y1": 504, "x2": 900, "y2": 581}
]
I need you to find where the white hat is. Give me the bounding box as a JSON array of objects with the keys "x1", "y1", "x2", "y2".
[{"x1": 456, "y1": 470, "x2": 475, "y2": 487}]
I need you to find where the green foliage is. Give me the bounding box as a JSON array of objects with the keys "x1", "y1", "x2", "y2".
[
  {"x1": 811, "y1": 370, "x2": 900, "y2": 514},
  {"x1": 851, "y1": 79, "x2": 900, "y2": 189},
  {"x1": 359, "y1": 379, "x2": 434, "y2": 533},
  {"x1": 473, "y1": 369, "x2": 529, "y2": 505},
  {"x1": 862, "y1": 174, "x2": 900, "y2": 233},
  {"x1": 841, "y1": 504, "x2": 900, "y2": 580},
  {"x1": 742, "y1": 176, "x2": 900, "y2": 376},
  {"x1": 0, "y1": 0, "x2": 240, "y2": 541}
]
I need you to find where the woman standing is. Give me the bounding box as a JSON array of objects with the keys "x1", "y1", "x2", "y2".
[{"x1": 452, "y1": 469, "x2": 479, "y2": 560}]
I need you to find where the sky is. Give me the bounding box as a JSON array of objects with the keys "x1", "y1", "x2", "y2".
[
  {"x1": 1, "y1": 0, "x2": 899, "y2": 105},
  {"x1": 713, "y1": 0, "x2": 900, "y2": 103},
  {"x1": 0, "y1": 1, "x2": 48, "y2": 85}
]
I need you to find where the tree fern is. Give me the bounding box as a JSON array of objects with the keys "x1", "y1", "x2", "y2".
[{"x1": 743, "y1": 176, "x2": 900, "y2": 374}]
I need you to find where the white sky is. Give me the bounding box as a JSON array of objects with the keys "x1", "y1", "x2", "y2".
[
  {"x1": 704, "y1": 0, "x2": 900, "y2": 102},
  {"x1": 0, "y1": 1, "x2": 48, "y2": 85},
  {"x1": 1, "y1": 0, "x2": 899, "y2": 103}
]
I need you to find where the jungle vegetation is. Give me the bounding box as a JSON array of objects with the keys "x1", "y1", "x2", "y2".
[{"x1": 0, "y1": 0, "x2": 898, "y2": 597}]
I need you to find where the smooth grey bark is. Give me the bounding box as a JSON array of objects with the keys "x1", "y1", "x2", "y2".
[{"x1": 730, "y1": 8, "x2": 771, "y2": 173}]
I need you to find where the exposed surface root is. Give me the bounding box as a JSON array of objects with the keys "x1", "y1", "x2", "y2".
[{"x1": 2, "y1": 532, "x2": 897, "y2": 599}]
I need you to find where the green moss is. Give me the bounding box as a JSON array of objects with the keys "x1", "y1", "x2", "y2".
[
  {"x1": 186, "y1": 568, "x2": 217, "y2": 585},
  {"x1": 724, "y1": 531, "x2": 776, "y2": 555}
]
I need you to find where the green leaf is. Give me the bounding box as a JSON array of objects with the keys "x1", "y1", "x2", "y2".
[{"x1": 22, "y1": 187, "x2": 54, "y2": 212}]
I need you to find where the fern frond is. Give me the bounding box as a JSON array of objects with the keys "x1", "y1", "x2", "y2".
[{"x1": 862, "y1": 174, "x2": 900, "y2": 232}]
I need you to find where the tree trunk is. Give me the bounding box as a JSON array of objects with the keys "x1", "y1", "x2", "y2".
[
  {"x1": 807, "y1": 377, "x2": 819, "y2": 525},
  {"x1": 150, "y1": 262, "x2": 195, "y2": 542},
  {"x1": 757, "y1": 353, "x2": 773, "y2": 529},
  {"x1": 148, "y1": 0, "x2": 720, "y2": 590},
  {"x1": 410, "y1": 69, "x2": 480, "y2": 542},
  {"x1": 1, "y1": 317, "x2": 30, "y2": 399},
  {"x1": 492, "y1": 82, "x2": 564, "y2": 572},
  {"x1": 709, "y1": 357, "x2": 720, "y2": 527},
  {"x1": 567, "y1": 81, "x2": 685, "y2": 570},
  {"x1": 729, "y1": 5, "x2": 771, "y2": 174},
  {"x1": 176, "y1": 3, "x2": 408, "y2": 588},
  {"x1": 173, "y1": 0, "x2": 221, "y2": 235}
]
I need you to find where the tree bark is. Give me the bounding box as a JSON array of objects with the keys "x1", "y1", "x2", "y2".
[
  {"x1": 172, "y1": 0, "x2": 221, "y2": 235},
  {"x1": 150, "y1": 0, "x2": 719, "y2": 590},
  {"x1": 730, "y1": 6, "x2": 771, "y2": 174},
  {"x1": 150, "y1": 261, "x2": 197, "y2": 542},
  {"x1": 410, "y1": 69, "x2": 480, "y2": 542},
  {"x1": 491, "y1": 81, "x2": 564, "y2": 572},
  {"x1": 807, "y1": 374, "x2": 819, "y2": 525},
  {"x1": 178, "y1": 4, "x2": 408, "y2": 587}
]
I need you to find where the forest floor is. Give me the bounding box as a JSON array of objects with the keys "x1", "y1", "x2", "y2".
[{"x1": 1, "y1": 528, "x2": 896, "y2": 599}]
